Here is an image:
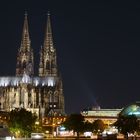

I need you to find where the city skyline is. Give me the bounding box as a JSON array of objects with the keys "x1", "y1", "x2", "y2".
[{"x1": 0, "y1": 1, "x2": 140, "y2": 114}]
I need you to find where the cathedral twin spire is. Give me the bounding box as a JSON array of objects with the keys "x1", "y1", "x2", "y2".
[
  {"x1": 16, "y1": 13, "x2": 57, "y2": 77},
  {"x1": 39, "y1": 13, "x2": 58, "y2": 77}
]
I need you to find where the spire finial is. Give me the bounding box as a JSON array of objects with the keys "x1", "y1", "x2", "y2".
[
  {"x1": 21, "y1": 11, "x2": 30, "y2": 47},
  {"x1": 24, "y1": 11, "x2": 28, "y2": 16},
  {"x1": 47, "y1": 11, "x2": 50, "y2": 16}
]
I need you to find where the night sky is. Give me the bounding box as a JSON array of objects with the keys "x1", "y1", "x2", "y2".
[{"x1": 0, "y1": 1, "x2": 140, "y2": 114}]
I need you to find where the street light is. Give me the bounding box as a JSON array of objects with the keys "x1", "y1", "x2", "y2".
[
  {"x1": 52, "y1": 123, "x2": 56, "y2": 137},
  {"x1": 35, "y1": 121, "x2": 40, "y2": 132}
]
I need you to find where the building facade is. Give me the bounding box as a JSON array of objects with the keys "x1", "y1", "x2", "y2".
[
  {"x1": 0, "y1": 13, "x2": 65, "y2": 117},
  {"x1": 81, "y1": 107, "x2": 122, "y2": 125}
]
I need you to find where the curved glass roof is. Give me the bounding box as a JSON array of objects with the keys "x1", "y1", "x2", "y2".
[{"x1": 120, "y1": 102, "x2": 140, "y2": 117}]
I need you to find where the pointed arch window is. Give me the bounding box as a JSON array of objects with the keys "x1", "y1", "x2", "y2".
[
  {"x1": 54, "y1": 91, "x2": 58, "y2": 102},
  {"x1": 23, "y1": 60, "x2": 26, "y2": 68},
  {"x1": 48, "y1": 91, "x2": 52, "y2": 102},
  {"x1": 46, "y1": 60, "x2": 50, "y2": 69}
]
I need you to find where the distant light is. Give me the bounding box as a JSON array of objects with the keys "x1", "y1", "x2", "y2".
[
  {"x1": 22, "y1": 73, "x2": 31, "y2": 83},
  {"x1": 84, "y1": 132, "x2": 92, "y2": 137},
  {"x1": 48, "y1": 77, "x2": 54, "y2": 86},
  {"x1": 107, "y1": 131, "x2": 113, "y2": 135},
  {"x1": 34, "y1": 134, "x2": 42, "y2": 139},
  {"x1": 59, "y1": 126, "x2": 66, "y2": 131},
  {"x1": 6, "y1": 137, "x2": 12, "y2": 140},
  {"x1": 35, "y1": 80, "x2": 39, "y2": 86},
  {"x1": 128, "y1": 112, "x2": 140, "y2": 115},
  {"x1": 31, "y1": 133, "x2": 44, "y2": 139},
  {"x1": 35, "y1": 121, "x2": 39, "y2": 125}
]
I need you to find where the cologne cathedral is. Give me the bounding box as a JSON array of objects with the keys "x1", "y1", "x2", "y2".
[{"x1": 0, "y1": 13, "x2": 65, "y2": 117}]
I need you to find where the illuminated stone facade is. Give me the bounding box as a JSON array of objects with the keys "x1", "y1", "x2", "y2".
[
  {"x1": 81, "y1": 108, "x2": 122, "y2": 125},
  {"x1": 0, "y1": 13, "x2": 65, "y2": 117},
  {"x1": 81, "y1": 102, "x2": 140, "y2": 126}
]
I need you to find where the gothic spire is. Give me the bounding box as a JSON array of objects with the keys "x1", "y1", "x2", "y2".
[
  {"x1": 43, "y1": 12, "x2": 54, "y2": 51},
  {"x1": 16, "y1": 13, "x2": 34, "y2": 76},
  {"x1": 39, "y1": 13, "x2": 58, "y2": 76},
  {"x1": 21, "y1": 12, "x2": 30, "y2": 51}
]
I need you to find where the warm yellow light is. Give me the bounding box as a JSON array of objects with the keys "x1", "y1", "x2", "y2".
[
  {"x1": 45, "y1": 130, "x2": 49, "y2": 134},
  {"x1": 35, "y1": 121, "x2": 39, "y2": 125}
]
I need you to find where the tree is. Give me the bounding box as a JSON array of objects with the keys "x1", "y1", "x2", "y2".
[
  {"x1": 93, "y1": 119, "x2": 105, "y2": 134},
  {"x1": 63, "y1": 114, "x2": 85, "y2": 138},
  {"x1": 84, "y1": 121, "x2": 94, "y2": 132},
  {"x1": 114, "y1": 115, "x2": 139, "y2": 139},
  {"x1": 8, "y1": 108, "x2": 37, "y2": 137}
]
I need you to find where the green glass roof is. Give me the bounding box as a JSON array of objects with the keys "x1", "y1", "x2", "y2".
[{"x1": 120, "y1": 102, "x2": 140, "y2": 117}]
